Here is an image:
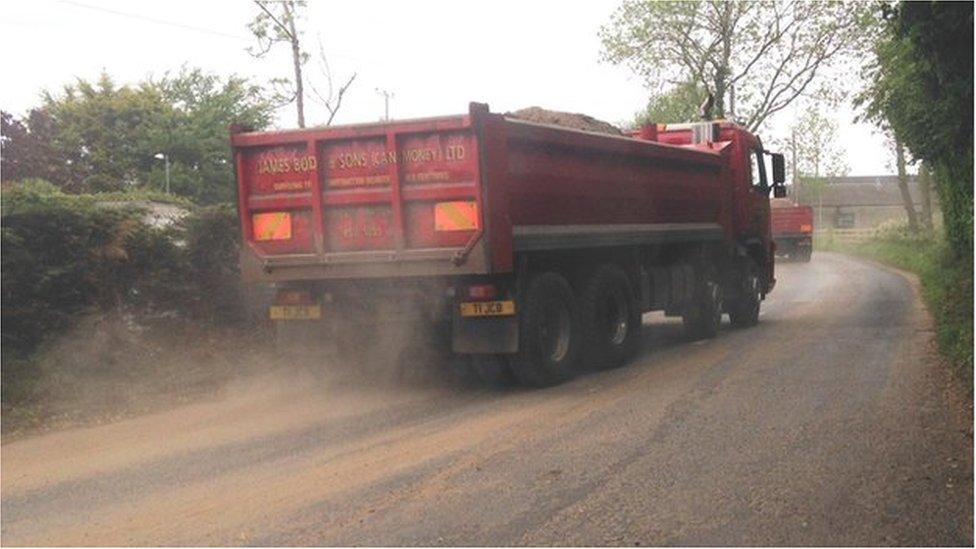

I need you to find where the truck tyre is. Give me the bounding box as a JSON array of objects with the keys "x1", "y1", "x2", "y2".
[
  {"x1": 580, "y1": 265, "x2": 641, "y2": 371},
  {"x1": 800, "y1": 249, "x2": 813, "y2": 263},
  {"x1": 511, "y1": 271, "x2": 582, "y2": 387},
  {"x1": 728, "y1": 264, "x2": 761, "y2": 328},
  {"x1": 683, "y1": 273, "x2": 723, "y2": 340}
]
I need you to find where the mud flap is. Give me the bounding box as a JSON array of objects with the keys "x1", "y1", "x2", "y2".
[{"x1": 451, "y1": 309, "x2": 519, "y2": 354}]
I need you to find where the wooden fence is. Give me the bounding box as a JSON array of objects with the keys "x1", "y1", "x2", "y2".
[{"x1": 814, "y1": 228, "x2": 877, "y2": 244}]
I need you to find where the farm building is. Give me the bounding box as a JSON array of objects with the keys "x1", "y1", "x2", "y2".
[{"x1": 791, "y1": 175, "x2": 939, "y2": 230}]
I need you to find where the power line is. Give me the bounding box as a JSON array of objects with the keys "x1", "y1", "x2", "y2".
[{"x1": 57, "y1": 0, "x2": 250, "y2": 41}]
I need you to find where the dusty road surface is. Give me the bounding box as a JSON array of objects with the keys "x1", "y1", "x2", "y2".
[{"x1": 2, "y1": 252, "x2": 971, "y2": 546}]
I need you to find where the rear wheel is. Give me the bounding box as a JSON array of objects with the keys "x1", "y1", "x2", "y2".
[
  {"x1": 580, "y1": 265, "x2": 641, "y2": 371},
  {"x1": 510, "y1": 271, "x2": 582, "y2": 387},
  {"x1": 683, "y1": 271, "x2": 723, "y2": 340},
  {"x1": 728, "y1": 263, "x2": 761, "y2": 328}
]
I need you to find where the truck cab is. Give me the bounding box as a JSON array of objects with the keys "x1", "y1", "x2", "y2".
[{"x1": 651, "y1": 121, "x2": 786, "y2": 290}]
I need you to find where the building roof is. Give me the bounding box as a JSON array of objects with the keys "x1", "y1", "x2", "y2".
[{"x1": 792, "y1": 175, "x2": 935, "y2": 208}]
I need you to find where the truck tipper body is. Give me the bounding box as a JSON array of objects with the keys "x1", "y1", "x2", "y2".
[
  {"x1": 231, "y1": 103, "x2": 786, "y2": 386},
  {"x1": 770, "y1": 198, "x2": 814, "y2": 262}
]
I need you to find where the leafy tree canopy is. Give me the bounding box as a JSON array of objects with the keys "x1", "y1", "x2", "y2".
[
  {"x1": 856, "y1": 1, "x2": 973, "y2": 257},
  {"x1": 635, "y1": 81, "x2": 707, "y2": 126},
  {"x1": 2, "y1": 68, "x2": 276, "y2": 204},
  {"x1": 602, "y1": 0, "x2": 874, "y2": 131}
]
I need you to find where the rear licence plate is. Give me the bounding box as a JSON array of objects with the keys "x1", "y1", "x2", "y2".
[
  {"x1": 269, "y1": 305, "x2": 322, "y2": 320},
  {"x1": 459, "y1": 300, "x2": 516, "y2": 317}
]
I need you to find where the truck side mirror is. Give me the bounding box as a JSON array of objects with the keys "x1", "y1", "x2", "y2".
[
  {"x1": 773, "y1": 186, "x2": 787, "y2": 198},
  {"x1": 771, "y1": 153, "x2": 786, "y2": 185}
]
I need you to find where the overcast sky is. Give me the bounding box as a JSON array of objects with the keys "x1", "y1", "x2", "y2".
[{"x1": 1, "y1": 0, "x2": 896, "y2": 175}]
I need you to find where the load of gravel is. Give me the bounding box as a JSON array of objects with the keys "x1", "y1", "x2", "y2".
[{"x1": 505, "y1": 106, "x2": 624, "y2": 136}]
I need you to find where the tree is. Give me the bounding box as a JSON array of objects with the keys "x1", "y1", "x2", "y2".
[
  {"x1": 893, "y1": 137, "x2": 919, "y2": 232},
  {"x1": 783, "y1": 106, "x2": 849, "y2": 183},
  {"x1": 601, "y1": 1, "x2": 872, "y2": 131},
  {"x1": 779, "y1": 106, "x2": 848, "y2": 227},
  {"x1": 635, "y1": 80, "x2": 707, "y2": 125},
  {"x1": 249, "y1": 0, "x2": 308, "y2": 128},
  {"x1": 308, "y1": 39, "x2": 357, "y2": 126},
  {"x1": 1, "y1": 110, "x2": 72, "y2": 187},
  {"x1": 151, "y1": 67, "x2": 277, "y2": 203},
  {"x1": 6, "y1": 69, "x2": 275, "y2": 203},
  {"x1": 917, "y1": 161, "x2": 934, "y2": 231},
  {"x1": 856, "y1": 1, "x2": 972, "y2": 257},
  {"x1": 41, "y1": 73, "x2": 171, "y2": 192},
  {"x1": 247, "y1": 1, "x2": 356, "y2": 128}
]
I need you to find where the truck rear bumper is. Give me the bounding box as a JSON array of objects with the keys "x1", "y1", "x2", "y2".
[
  {"x1": 270, "y1": 275, "x2": 520, "y2": 357},
  {"x1": 773, "y1": 235, "x2": 812, "y2": 250},
  {"x1": 240, "y1": 240, "x2": 491, "y2": 283}
]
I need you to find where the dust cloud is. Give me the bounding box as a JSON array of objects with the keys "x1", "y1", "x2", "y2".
[{"x1": 2, "y1": 302, "x2": 481, "y2": 441}]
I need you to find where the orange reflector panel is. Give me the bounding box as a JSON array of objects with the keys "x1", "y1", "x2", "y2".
[
  {"x1": 800, "y1": 224, "x2": 813, "y2": 233},
  {"x1": 434, "y1": 201, "x2": 479, "y2": 232},
  {"x1": 253, "y1": 212, "x2": 292, "y2": 241}
]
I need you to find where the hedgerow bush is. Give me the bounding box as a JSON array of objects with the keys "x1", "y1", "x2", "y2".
[
  {"x1": 873, "y1": 219, "x2": 931, "y2": 244},
  {"x1": 180, "y1": 203, "x2": 245, "y2": 323},
  {"x1": 1, "y1": 180, "x2": 245, "y2": 358}
]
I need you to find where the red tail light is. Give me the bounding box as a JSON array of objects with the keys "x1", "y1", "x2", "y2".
[{"x1": 467, "y1": 284, "x2": 497, "y2": 301}]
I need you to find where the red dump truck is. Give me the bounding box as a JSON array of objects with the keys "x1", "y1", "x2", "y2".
[
  {"x1": 770, "y1": 198, "x2": 814, "y2": 262},
  {"x1": 231, "y1": 103, "x2": 786, "y2": 386}
]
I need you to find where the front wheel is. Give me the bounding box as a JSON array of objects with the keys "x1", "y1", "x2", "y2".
[
  {"x1": 510, "y1": 272, "x2": 582, "y2": 387},
  {"x1": 728, "y1": 264, "x2": 761, "y2": 328},
  {"x1": 683, "y1": 273, "x2": 723, "y2": 340}
]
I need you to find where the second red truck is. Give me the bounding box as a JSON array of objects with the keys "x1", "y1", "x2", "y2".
[
  {"x1": 231, "y1": 103, "x2": 786, "y2": 386},
  {"x1": 771, "y1": 198, "x2": 814, "y2": 262}
]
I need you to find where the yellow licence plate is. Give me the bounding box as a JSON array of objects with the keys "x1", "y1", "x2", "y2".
[
  {"x1": 459, "y1": 300, "x2": 516, "y2": 317},
  {"x1": 269, "y1": 305, "x2": 322, "y2": 320}
]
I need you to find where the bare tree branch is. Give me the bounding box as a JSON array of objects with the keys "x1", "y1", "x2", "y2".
[{"x1": 306, "y1": 36, "x2": 357, "y2": 126}]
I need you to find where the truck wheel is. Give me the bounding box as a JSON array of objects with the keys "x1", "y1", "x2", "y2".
[
  {"x1": 580, "y1": 265, "x2": 641, "y2": 371},
  {"x1": 511, "y1": 271, "x2": 582, "y2": 387},
  {"x1": 728, "y1": 265, "x2": 761, "y2": 328},
  {"x1": 801, "y1": 249, "x2": 813, "y2": 263},
  {"x1": 683, "y1": 275, "x2": 723, "y2": 340}
]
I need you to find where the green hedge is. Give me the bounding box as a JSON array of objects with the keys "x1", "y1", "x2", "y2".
[{"x1": 1, "y1": 180, "x2": 245, "y2": 356}]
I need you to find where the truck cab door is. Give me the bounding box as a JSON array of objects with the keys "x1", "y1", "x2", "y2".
[
  {"x1": 746, "y1": 147, "x2": 776, "y2": 289},
  {"x1": 734, "y1": 145, "x2": 771, "y2": 239}
]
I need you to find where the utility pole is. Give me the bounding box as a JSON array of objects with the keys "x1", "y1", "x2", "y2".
[{"x1": 375, "y1": 88, "x2": 394, "y2": 121}]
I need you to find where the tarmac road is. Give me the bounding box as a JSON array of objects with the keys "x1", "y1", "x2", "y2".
[{"x1": 1, "y1": 252, "x2": 972, "y2": 546}]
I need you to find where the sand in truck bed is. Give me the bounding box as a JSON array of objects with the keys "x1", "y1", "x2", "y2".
[{"x1": 505, "y1": 106, "x2": 623, "y2": 136}]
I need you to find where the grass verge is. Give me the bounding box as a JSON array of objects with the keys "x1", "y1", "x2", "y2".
[{"x1": 818, "y1": 231, "x2": 973, "y2": 392}]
